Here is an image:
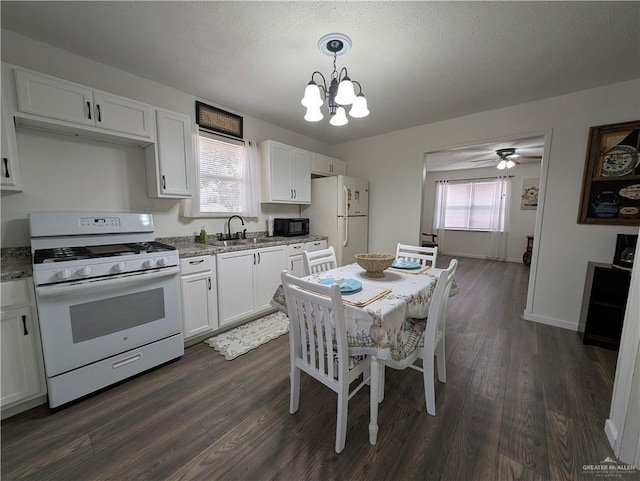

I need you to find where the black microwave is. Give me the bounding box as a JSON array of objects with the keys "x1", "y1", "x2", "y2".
[{"x1": 273, "y1": 218, "x2": 309, "y2": 237}]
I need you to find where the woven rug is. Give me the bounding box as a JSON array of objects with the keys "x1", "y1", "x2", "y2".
[{"x1": 204, "y1": 311, "x2": 289, "y2": 360}]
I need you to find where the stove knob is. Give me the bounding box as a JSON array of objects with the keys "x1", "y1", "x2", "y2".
[
  {"x1": 157, "y1": 257, "x2": 169, "y2": 267},
  {"x1": 77, "y1": 266, "x2": 92, "y2": 277},
  {"x1": 113, "y1": 262, "x2": 126, "y2": 273},
  {"x1": 142, "y1": 259, "x2": 155, "y2": 269},
  {"x1": 56, "y1": 269, "x2": 72, "y2": 280}
]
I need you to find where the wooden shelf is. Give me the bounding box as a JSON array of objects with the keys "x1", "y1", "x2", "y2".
[{"x1": 578, "y1": 262, "x2": 631, "y2": 351}]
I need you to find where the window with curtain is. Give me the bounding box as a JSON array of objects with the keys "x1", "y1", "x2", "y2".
[
  {"x1": 196, "y1": 132, "x2": 250, "y2": 215},
  {"x1": 435, "y1": 179, "x2": 506, "y2": 231}
]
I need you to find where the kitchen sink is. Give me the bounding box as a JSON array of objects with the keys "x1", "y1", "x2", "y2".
[{"x1": 207, "y1": 238, "x2": 275, "y2": 247}]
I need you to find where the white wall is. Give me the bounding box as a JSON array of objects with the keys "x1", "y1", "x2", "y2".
[
  {"x1": 0, "y1": 30, "x2": 337, "y2": 247},
  {"x1": 334, "y1": 79, "x2": 640, "y2": 330},
  {"x1": 422, "y1": 162, "x2": 541, "y2": 263}
]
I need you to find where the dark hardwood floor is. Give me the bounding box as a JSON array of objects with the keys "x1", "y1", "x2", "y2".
[{"x1": 2, "y1": 257, "x2": 630, "y2": 481}]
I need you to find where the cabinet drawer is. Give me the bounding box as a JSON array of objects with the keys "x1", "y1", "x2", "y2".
[
  {"x1": 305, "y1": 240, "x2": 327, "y2": 252},
  {"x1": 288, "y1": 243, "x2": 305, "y2": 257},
  {"x1": 1, "y1": 279, "x2": 31, "y2": 308},
  {"x1": 180, "y1": 256, "x2": 212, "y2": 275}
]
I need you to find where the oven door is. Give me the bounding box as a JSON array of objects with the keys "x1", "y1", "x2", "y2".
[{"x1": 35, "y1": 267, "x2": 181, "y2": 377}]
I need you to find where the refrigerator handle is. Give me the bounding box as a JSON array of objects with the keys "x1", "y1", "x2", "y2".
[
  {"x1": 343, "y1": 216, "x2": 349, "y2": 247},
  {"x1": 343, "y1": 185, "x2": 349, "y2": 217}
]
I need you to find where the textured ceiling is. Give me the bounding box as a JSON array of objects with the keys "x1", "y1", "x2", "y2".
[{"x1": 1, "y1": 1, "x2": 639, "y2": 146}]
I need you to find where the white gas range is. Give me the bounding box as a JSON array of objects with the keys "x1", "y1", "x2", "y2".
[{"x1": 29, "y1": 212, "x2": 184, "y2": 408}]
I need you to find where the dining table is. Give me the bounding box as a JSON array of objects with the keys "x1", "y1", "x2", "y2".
[{"x1": 271, "y1": 261, "x2": 458, "y2": 445}]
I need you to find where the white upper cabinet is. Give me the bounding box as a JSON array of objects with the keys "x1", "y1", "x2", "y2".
[
  {"x1": 259, "y1": 140, "x2": 311, "y2": 204},
  {"x1": 145, "y1": 109, "x2": 194, "y2": 198},
  {"x1": 312, "y1": 154, "x2": 346, "y2": 177},
  {"x1": 15, "y1": 69, "x2": 94, "y2": 126},
  {"x1": 1, "y1": 100, "x2": 22, "y2": 192},
  {"x1": 14, "y1": 68, "x2": 153, "y2": 142},
  {"x1": 92, "y1": 92, "x2": 153, "y2": 138}
]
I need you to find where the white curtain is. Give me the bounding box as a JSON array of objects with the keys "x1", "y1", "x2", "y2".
[
  {"x1": 433, "y1": 180, "x2": 448, "y2": 253},
  {"x1": 485, "y1": 175, "x2": 511, "y2": 260},
  {"x1": 242, "y1": 140, "x2": 260, "y2": 217}
]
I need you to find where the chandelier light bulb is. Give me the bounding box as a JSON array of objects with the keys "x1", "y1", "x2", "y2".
[
  {"x1": 301, "y1": 82, "x2": 323, "y2": 107},
  {"x1": 349, "y1": 94, "x2": 369, "y2": 118},
  {"x1": 334, "y1": 77, "x2": 356, "y2": 105},
  {"x1": 496, "y1": 160, "x2": 508, "y2": 170},
  {"x1": 330, "y1": 107, "x2": 348, "y2": 126},
  {"x1": 304, "y1": 105, "x2": 324, "y2": 122}
]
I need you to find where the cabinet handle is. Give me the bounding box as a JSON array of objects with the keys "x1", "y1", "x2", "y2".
[
  {"x1": 96, "y1": 104, "x2": 102, "y2": 122},
  {"x1": 208, "y1": 277, "x2": 212, "y2": 290},
  {"x1": 253, "y1": 253, "x2": 256, "y2": 265},
  {"x1": 189, "y1": 259, "x2": 205, "y2": 265},
  {"x1": 3, "y1": 158, "x2": 9, "y2": 178},
  {"x1": 290, "y1": 189, "x2": 293, "y2": 199},
  {"x1": 162, "y1": 175, "x2": 166, "y2": 190},
  {"x1": 293, "y1": 189, "x2": 296, "y2": 199},
  {"x1": 290, "y1": 260, "x2": 294, "y2": 270},
  {"x1": 22, "y1": 315, "x2": 28, "y2": 335},
  {"x1": 87, "y1": 101, "x2": 92, "y2": 120},
  {"x1": 258, "y1": 252, "x2": 261, "y2": 264}
]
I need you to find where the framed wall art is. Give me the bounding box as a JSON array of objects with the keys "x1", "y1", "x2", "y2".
[
  {"x1": 196, "y1": 101, "x2": 243, "y2": 139},
  {"x1": 578, "y1": 120, "x2": 640, "y2": 225},
  {"x1": 521, "y1": 178, "x2": 540, "y2": 210}
]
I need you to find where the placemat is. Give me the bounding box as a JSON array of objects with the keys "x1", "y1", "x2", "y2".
[
  {"x1": 342, "y1": 287, "x2": 392, "y2": 307},
  {"x1": 387, "y1": 265, "x2": 431, "y2": 275}
]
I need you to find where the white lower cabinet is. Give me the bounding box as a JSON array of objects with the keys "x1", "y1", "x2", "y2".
[
  {"x1": 287, "y1": 243, "x2": 305, "y2": 276},
  {"x1": 216, "y1": 245, "x2": 286, "y2": 327},
  {"x1": 180, "y1": 256, "x2": 218, "y2": 340},
  {"x1": 287, "y1": 239, "x2": 328, "y2": 276},
  {"x1": 1, "y1": 278, "x2": 46, "y2": 417}
]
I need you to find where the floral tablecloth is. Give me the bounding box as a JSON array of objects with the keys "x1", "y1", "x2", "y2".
[{"x1": 272, "y1": 263, "x2": 456, "y2": 361}]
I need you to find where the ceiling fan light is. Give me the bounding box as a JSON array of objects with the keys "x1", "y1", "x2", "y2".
[
  {"x1": 349, "y1": 94, "x2": 369, "y2": 118},
  {"x1": 506, "y1": 159, "x2": 517, "y2": 169},
  {"x1": 496, "y1": 160, "x2": 508, "y2": 170},
  {"x1": 304, "y1": 105, "x2": 324, "y2": 122},
  {"x1": 330, "y1": 106, "x2": 348, "y2": 126},
  {"x1": 301, "y1": 82, "x2": 323, "y2": 107},
  {"x1": 335, "y1": 77, "x2": 356, "y2": 105}
]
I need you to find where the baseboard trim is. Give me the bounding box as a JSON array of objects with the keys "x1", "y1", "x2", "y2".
[
  {"x1": 523, "y1": 310, "x2": 578, "y2": 331},
  {"x1": 441, "y1": 252, "x2": 523, "y2": 264},
  {"x1": 1, "y1": 394, "x2": 47, "y2": 420},
  {"x1": 605, "y1": 419, "x2": 618, "y2": 451}
]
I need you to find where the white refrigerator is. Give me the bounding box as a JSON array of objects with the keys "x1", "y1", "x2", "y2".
[{"x1": 302, "y1": 175, "x2": 369, "y2": 266}]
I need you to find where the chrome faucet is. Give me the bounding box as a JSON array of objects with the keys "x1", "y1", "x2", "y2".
[{"x1": 226, "y1": 215, "x2": 245, "y2": 240}]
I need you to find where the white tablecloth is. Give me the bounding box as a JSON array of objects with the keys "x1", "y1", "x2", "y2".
[{"x1": 273, "y1": 263, "x2": 448, "y2": 361}]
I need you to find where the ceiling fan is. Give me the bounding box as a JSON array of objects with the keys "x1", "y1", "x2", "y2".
[{"x1": 471, "y1": 147, "x2": 542, "y2": 170}]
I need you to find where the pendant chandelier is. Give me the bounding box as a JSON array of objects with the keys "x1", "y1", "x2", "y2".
[{"x1": 301, "y1": 33, "x2": 369, "y2": 126}]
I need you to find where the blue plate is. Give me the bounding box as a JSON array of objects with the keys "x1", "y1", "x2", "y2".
[
  {"x1": 392, "y1": 259, "x2": 421, "y2": 269},
  {"x1": 319, "y1": 277, "x2": 362, "y2": 293}
]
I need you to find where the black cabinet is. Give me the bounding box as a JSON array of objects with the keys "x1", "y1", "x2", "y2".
[{"x1": 579, "y1": 262, "x2": 631, "y2": 350}]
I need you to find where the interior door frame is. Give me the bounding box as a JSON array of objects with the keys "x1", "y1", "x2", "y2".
[{"x1": 420, "y1": 128, "x2": 553, "y2": 318}]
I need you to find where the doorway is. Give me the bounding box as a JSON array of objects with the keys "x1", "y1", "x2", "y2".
[{"x1": 421, "y1": 132, "x2": 550, "y2": 313}]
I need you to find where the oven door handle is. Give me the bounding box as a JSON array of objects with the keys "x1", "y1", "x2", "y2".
[{"x1": 36, "y1": 267, "x2": 180, "y2": 298}]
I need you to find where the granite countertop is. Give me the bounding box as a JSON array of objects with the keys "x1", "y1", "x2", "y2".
[
  {"x1": 0, "y1": 235, "x2": 328, "y2": 281},
  {"x1": 1, "y1": 247, "x2": 33, "y2": 282},
  {"x1": 159, "y1": 234, "x2": 328, "y2": 259}
]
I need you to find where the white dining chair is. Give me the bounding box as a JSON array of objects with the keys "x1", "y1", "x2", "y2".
[
  {"x1": 378, "y1": 258, "x2": 458, "y2": 415},
  {"x1": 281, "y1": 271, "x2": 371, "y2": 453},
  {"x1": 396, "y1": 243, "x2": 438, "y2": 267},
  {"x1": 303, "y1": 246, "x2": 338, "y2": 275}
]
